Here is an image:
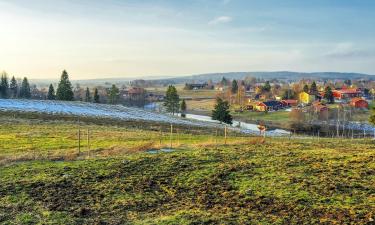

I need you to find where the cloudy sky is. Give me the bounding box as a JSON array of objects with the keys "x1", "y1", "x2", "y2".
[{"x1": 0, "y1": 0, "x2": 374, "y2": 79}]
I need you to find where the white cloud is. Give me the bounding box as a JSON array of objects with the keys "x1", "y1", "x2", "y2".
[{"x1": 208, "y1": 16, "x2": 232, "y2": 25}]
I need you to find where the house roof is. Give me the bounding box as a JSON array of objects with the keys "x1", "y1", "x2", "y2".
[
  {"x1": 351, "y1": 98, "x2": 367, "y2": 103},
  {"x1": 283, "y1": 99, "x2": 298, "y2": 104},
  {"x1": 262, "y1": 100, "x2": 282, "y2": 107},
  {"x1": 334, "y1": 89, "x2": 361, "y2": 94}
]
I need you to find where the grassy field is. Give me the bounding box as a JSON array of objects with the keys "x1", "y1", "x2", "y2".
[
  {"x1": 0, "y1": 117, "x2": 245, "y2": 165},
  {"x1": 233, "y1": 110, "x2": 291, "y2": 123},
  {"x1": 146, "y1": 85, "x2": 218, "y2": 99},
  {"x1": 0, "y1": 116, "x2": 374, "y2": 224}
]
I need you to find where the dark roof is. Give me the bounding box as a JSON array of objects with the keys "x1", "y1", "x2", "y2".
[{"x1": 263, "y1": 100, "x2": 282, "y2": 107}]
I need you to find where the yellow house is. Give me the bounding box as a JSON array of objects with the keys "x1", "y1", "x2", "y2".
[{"x1": 299, "y1": 92, "x2": 315, "y2": 104}]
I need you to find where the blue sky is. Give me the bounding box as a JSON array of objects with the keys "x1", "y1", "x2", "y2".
[{"x1": 0, "y1": 0, "x2": 374, "y2": 79}]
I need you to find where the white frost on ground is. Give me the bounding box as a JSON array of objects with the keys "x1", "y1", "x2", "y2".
[{"x1": 0, "y1": 99, "x2": 291, "y2": 136}]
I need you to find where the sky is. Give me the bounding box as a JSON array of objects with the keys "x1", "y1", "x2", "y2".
[{"x1": 0, "y1": 0, "x2": 374, "y2": 80}]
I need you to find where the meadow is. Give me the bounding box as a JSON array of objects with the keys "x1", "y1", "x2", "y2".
[{"x1": 0, "y1": 115, "x2": 374, "y2": 224}]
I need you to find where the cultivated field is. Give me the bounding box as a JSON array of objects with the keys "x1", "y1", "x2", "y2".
[{"x1": 0, "y1": 116, "x2": 374, "y2": 224}]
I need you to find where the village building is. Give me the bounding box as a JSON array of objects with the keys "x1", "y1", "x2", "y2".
[
  {"x1": 255, "y1": 100, "x2": 283, "y2": 112},
  {"x1": 281, "y1": 99, "x2": 298, "y2": 107},
  {"x1": 185, "y1": 83, "x2": 209, "y2": 90},
  {"x1": 299, "y1": 91, "x2": 316, "y2": 104},
  {"x1": 332, "y1": 89, "x2": 362, "y2": 99},
  {"x1": 350, "y1": 98, "x2": 369, "y2": 108}
]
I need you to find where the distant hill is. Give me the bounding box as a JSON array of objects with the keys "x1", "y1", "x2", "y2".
[
  {"x1": 157, "y1": 71, "x2": 375, "y2": 83},
  {"x1": 30, "y1": 71, "x2": 374, "y2": 87}
]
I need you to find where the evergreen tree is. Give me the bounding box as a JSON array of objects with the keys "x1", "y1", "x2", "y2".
[
  {"x1": 221, "y1": 77, "x2": 228, "y2": 86},
  {"x1": 108, "y1": 84, "x2": 119, "y2": 104},
  {"x1": 56, "y1": 70, "x2": 74, "y2": 101},
  {"x1": 303, "y1": 84, "x2": 309, "y2": 93},
  {"x1": 231, "y1": 79, "x2": 238, "y2": 94},
  {"x1": 262, "y1": 81, "x2": 271, "y2": 92},
  {"x1": 47, "y1": 84, "x2": 56, "y2": 100},
  {"x1": 93, "y1": 88, "x2": 100, "y2": 103},
  {"x1": 19, "y1": 77, "x2": 31, "y2": 99},
  {"x1": 0, "y1": 73, "x2": 9, "y2": 98},
  {"x1": 9, "y1": 76, "x2": 18, "y2": 98},
  {"x1": 164, "y1": 85, "x2": 180, "y2": 115},
  {"x1": 212, "y1": 97, "x2": 232, "y2": 124},
  {"x1": 180, "y1": 99, "x2": 187, "y2": 118},
  {"x1": 310, "y1": 81, "x2": 318, "y2": 95},
  {"x1": 324, "y1": 86, "x2": 334, "y2": 104},
  {"x1": 85, "y1": 87, "x2": 91, "y2": 102},
  {"x1": 282, "y1": 89, "x2": 295, "y2": 100}
]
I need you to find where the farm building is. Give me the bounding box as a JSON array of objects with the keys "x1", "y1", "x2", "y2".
[
  {"x1": 185, "y1": 83, "x2": 209, "y2": 90},
  {"x1": 281, "y1": 99, "x2": 298, "y2": 107},
  {"x1": 312, "y1": 102, "x2": 328, "y2": 113},
  {"x1": 350, "y1": 98, "x2": 369, "y2": 108},
  {"x1": 332, "y1": 89, "x2": 362, "y2": 99},
  {"x1": 299, "y1": 92, "x2": 316, "y2": 104},
  {"x1": 255, "y1": 101, "x2": 283, "y2": 112}
]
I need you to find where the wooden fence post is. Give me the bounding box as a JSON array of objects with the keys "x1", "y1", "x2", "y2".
[
  {"x1": 78, "y1": 128, "x2": 81, "y2": 155},
  {"x1": 224, "y1": 125, "x2": 227, "y2": 145},
  {"x1": 87, "y1": 128, "x2": 90, "y2": 158},
  {"x1": 159, "y1": 126, "x2": 162, "y2": 147},
  {"x1": 170, "y1": 124, "x2": 173, "y2": 149}
]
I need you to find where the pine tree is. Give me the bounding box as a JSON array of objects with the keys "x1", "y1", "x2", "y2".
[
  {"x1": 56, "y1": 70, "x2": 74, "y2": 101},
  {"x1": 9, "y1": 76, "x2": 18, "y2": 98},
  {"x1": 19, "y1": 77, "x2": 31, "y2": 99},
  {"x1": 108, "y1": 84, "x2": 119, "y2": 104},
  {"x1": 282, "y1": 89, "x2": 295, "y2": 100},
  {"x1": 85, "y1": 87, "x2": 91, "y2": 102},
  {"x1": 303, "y1": 84, "x2": 309, "y2": 93},
  {"x1": 93, "y1": 88, "x2": 100, "y2": 103},
  {"x1": 324, "y1": 86, "x2": 334, "y2": 104},
  {"x1": 231, "y1": 80, "x2": 238, "y2": 94},
  {"x1": 164, "y1": 85, "x2": 180, "y2": 115},
  {"x1": 262, "y1": 81, "x2": 271, "y2": 92},
  {"x1": 0, "y1": 73, "x2": 9, "y2": 98},
  {"x1": 221, "y1": 77, "x2": 228, "y2": 86},
  {"x1": 47, "y1": 84, "x2": 56, "y2": 100},
  {"x1": 212, "y1": 97, "x2": 232, "y2": 124},
  {"x1": 180, "y1": 99, "x2": 187, "y2": 118},
  {"x1": 310, "y1": 81, "x2": 318, "y2": 95}
]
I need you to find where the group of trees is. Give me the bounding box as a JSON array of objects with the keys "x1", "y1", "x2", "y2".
[
  {"x1": 46, "y1": 70, "x2": 100, "y2": 103},
  {"x1": 0, "y1": 73, "x2": 32, "y2": 99},
  {"x1": 164, "y1": 85, "x2": 232, "y2": 124}
]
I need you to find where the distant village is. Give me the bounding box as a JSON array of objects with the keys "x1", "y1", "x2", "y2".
[{"x1": 183, "y1": 77, "x2": 373, "y2": 113}]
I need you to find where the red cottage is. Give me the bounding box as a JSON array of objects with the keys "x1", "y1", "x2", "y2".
[{"x1": 350, "y1": 98, "x2": 369, "y2": 108}]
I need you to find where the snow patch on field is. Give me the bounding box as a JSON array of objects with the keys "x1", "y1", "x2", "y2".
[
  {"x1": 0, "y1": 99, "x2": 292, "y2": 136},
  {"x1": 0, "y1": 99, "x2": 213, "y2": 127}
]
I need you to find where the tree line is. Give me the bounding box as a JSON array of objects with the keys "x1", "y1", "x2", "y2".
[{"x1": 0, "y1": 70, "x2": 101, "y2": 103}]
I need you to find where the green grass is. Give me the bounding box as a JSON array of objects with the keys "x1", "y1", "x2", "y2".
[
  {"x1": 0, "y1": 116, "x2": 374, "y2": 224},
  {"x1": 233, "y1": 110, "x2": 291, "y2": 123},
  {"x1": 0, "y1": 116, "x2": 245, "y2": 163}
]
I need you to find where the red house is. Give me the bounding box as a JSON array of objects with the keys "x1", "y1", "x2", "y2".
[
  {"x1": 332, "y1": 89, "x2": 361, "y2": 99},
  {"x1": 350, "y1": 98, "x2": 369, "y2": 108},
  {"x1": 282, "y1": 99, "x2": 298, "y2": 107}
]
